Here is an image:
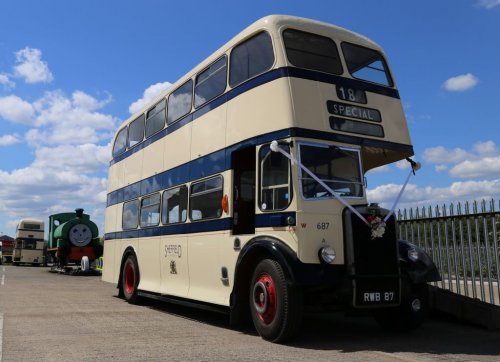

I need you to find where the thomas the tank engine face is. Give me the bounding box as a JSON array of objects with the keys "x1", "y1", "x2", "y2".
[{"x1": 69, "y1": 224, "x2": 92, "y2": 247}]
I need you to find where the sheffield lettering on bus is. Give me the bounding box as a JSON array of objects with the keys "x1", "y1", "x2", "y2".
[{"x1": 327, "y1": 101, "x2": 381, "y2": 122}]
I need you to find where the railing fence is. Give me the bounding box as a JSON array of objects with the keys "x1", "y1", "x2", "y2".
[{"x1": 397, "y1": 199, "x2": 500, "y2": 306}]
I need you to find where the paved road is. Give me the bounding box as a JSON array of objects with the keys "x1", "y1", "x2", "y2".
[{"x1": 0, "y1": 265, "x2": 499, "y2": 362}]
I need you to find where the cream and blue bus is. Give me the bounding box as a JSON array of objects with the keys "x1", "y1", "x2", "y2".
[
  {"x1": 13, "y1": 219, "x2": 45, "y2": 266},
  {"x1": 103, "y1": 15, "x2": 440, "y2": 343}
]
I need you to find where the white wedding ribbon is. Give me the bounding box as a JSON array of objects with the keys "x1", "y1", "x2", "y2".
[
  {"x1": 383, "y1": 161, "x2": 420, "y2": 222},
  {"x1": 270, "y1": 140, "x2": 420, "y2": 226}
]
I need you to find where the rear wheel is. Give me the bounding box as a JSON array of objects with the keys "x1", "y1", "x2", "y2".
[
  {"x1": 121, "y1": 254, "x2": 140, "y2": 304},
  {"x1": 249, "y1": 259, "x2": 303, "y2": 343},
  {"x1": 374, "y1": 283, "x2": 429, "y2": 332}
]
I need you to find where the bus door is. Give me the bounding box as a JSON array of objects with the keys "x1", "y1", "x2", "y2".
[{"x1": 232, "y1": 147, "x2": 256, "y2": 235}]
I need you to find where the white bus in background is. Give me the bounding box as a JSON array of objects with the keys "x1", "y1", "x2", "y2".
[
  {"x1": 103, "y1": 15, "x2": 440, "y2": 343},
  {"x1": 13, "y1": 219, "x2": 46, "y2": 266}
]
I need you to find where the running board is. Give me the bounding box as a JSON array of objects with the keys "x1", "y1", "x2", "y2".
[{"x1": 137, "y1": 290, "x2": 229, "y2": 315}]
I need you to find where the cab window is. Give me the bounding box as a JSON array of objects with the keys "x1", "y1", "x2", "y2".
[{"x1": 259, "y1": 144, "x2": 292, "y2": 211}]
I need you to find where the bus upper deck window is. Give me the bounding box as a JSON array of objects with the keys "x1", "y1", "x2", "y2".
[
  {"x1": 128, "y1": 114, "x2": 145, "y2": 148},
  {"x1": 229, "y1": 32, "x2": 274, "y2": 87},
  {"x1": 112, "y1": 127, "x2": 127, "y2": 157},
  {"x1": 194, "y1": 56, "x2": 227, "y2": 108},
  {"x1": 167, "y1": 80, "x2": 193, "y2": 125},
  {"x1": 283, "y1": 29, "x2": 342, "y2": 75},
  {"x1": 146, "y1": 99, "x2": 166, "y2": 138},
  {"x1": 341, "y1": 43, "x2": 393, "y2": 87}
]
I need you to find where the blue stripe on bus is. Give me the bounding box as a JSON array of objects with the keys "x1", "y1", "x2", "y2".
[
  {"x1": 104, "y1": 212, "x2": 296, "y2": 240},
  {"x1": 106, "y1": 127, "x2": 413, "y2": 207},
  {"x1": 110, "y1": 67, "x2": 400, "y2": 166}
]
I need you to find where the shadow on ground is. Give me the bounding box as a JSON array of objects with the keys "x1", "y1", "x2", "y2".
[{"x1": 133, "y1": 297, "x2": 500, "y2": 357}]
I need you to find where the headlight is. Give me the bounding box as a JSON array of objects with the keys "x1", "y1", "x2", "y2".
[
  {"x1": 408, "y1": 248, "x2": 419, "y2": 262},
  {"x1": 319, "y1": 246, "x2": 336, "y2": 264}
]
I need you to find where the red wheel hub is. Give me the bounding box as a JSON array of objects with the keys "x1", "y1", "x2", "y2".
[
  {"x1": 252, "y1": 273, "x2": 277, "y2": 324},
  {"x1": 124, "y1": 262, "x2": 135, "y2": 295}
]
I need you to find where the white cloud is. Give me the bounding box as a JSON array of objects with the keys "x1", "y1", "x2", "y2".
[
  {"x1": 129, "y1": 81, "x2": 172, "y2": 114},
  {"x1": 395, "y1": 159, "x2": 413, "y2": 170},
  {"x1": 477, "y1": 0, "x2": 500, "y2": 9},
  {"x1": 443, "y1": 73, "x2": 478, "y2": 92},
  {"x1": 13, "y1": 47, "x2": 54, "y2": 84},
  {"x1": 21, "y1": 90, "x2": 118, "y2": 146},
  {"x1": 423, "y1": 145, "x2": 470, "y2": 164},
  {"x1": 0, "y1": 90, "x2": 117, "y2": 235},
  {"x1": 422, "y1": 141, "x2": 500, "y2": 179},
  {"x1": 367, "y1": 179, "x2": 500, "y2": 210},
  {"x1": 31, "y1": 143, "x2": 111, "y2": 173},
  {"x1": 0, "y1": 143, "x2": 110, "y2": 235},
  {"x1": 449, "y1": 156, "x2": 500, "y2": 178},
  {"x1": 0, "y1": 47, "x2": 116, "y2": 236},
  {"x1": 473, "y1": 140, "x2": 497, "y2": 156},
  {"x1": 72, "y1": 90, "x2": 112, "y2": 111},
  {"x1": 0, "y1": 95, "x2": 35, "y2": 124},
  {"x1": 0, "y1": 134, "x2": 21, "y2": 146},
  {"x1": 0, "y1": 74, "x2": 15, "y2": 89}
]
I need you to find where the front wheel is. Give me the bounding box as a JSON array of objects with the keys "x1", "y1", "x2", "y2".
[
  {"x1": 249, "y1": 259, "x2": 303, "y2": 343},
  {"x1": 121, "y1": 254, "x2": 140, "y2": 304}
]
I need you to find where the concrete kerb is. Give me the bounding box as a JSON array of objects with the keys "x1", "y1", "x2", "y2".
[{"x1": 429, "y1": 286, "x2": 500, "y2": 330}]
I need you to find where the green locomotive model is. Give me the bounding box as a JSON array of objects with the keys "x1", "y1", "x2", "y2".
[{"x1": 47, "y1": 208, "x2": 103, "y2": 270}]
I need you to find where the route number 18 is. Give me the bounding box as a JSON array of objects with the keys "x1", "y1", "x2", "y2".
[{"x1": 336, "y1": 86, "x2": 367, "y2": 104}]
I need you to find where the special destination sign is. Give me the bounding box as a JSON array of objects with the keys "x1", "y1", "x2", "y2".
[{"x1": 327, "y1": 101, "x2": 382, "y2": 123}]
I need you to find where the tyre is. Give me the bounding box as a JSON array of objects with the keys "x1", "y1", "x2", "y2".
[
  {"x1": 249, "y1": 259, "x2": 303, "y2": 343},
  {"x1": 121, "y1": 254, "x2": 140, "y2": 304},
  {"x1": 374, "y1": 283, "x2": 429, "y2": 332},
  {"x1": 81, "y1": 256, "x2": 90, "y2": 272}
]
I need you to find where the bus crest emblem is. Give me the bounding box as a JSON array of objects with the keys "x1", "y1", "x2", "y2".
[{"x1": 170, "y1": 260, "x2": 177, "y2": 274}]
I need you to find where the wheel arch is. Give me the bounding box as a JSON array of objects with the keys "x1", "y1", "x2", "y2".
[
  {"x1": 229, "y1": 236, "x2": 298, "y2": 325},
  {"x1": 398, "y1": 239, "x2": 441, "y2": 284},
  {"x1": 117, "y1": 246, "x2": 140, "y2": 295}
]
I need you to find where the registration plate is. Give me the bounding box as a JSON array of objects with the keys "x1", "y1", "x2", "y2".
[
  {"x1": 361, "y1": 291, "x2": 395, "y2": 303},
  {"x1": 354, "y1": 278, "x2": 400, "y2": 307}
]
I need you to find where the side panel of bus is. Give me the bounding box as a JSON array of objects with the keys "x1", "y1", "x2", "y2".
[{"x1": 160, "y1": 234, "x2": 189, "y2": 296}]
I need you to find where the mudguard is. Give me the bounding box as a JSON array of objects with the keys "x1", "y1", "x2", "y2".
[
  {"x1": 230, "y1": 235, "x2": 343, "y2": 325},
  {"x1": 398, "y1": 240, "x2": 441, "y2": 283},
  {"x1": 234, "y1": 236, "x2": 344, "y2": 287}
]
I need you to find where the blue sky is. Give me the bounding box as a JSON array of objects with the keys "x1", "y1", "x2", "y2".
[{"x1": 0, "y1": 0, "x2": 499, "y2": 237}]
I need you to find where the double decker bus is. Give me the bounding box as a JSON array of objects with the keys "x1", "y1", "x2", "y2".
[
  {"x1": 13, "y1": 219, "x2": 45, "y2": 266},
  {"x1": 103, "y1": 15, "x2": 440, "y2": 343}
]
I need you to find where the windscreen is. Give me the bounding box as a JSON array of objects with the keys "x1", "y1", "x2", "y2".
[{"x1": 299, "y1": 143, "x2": 363, "y2": 199}]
